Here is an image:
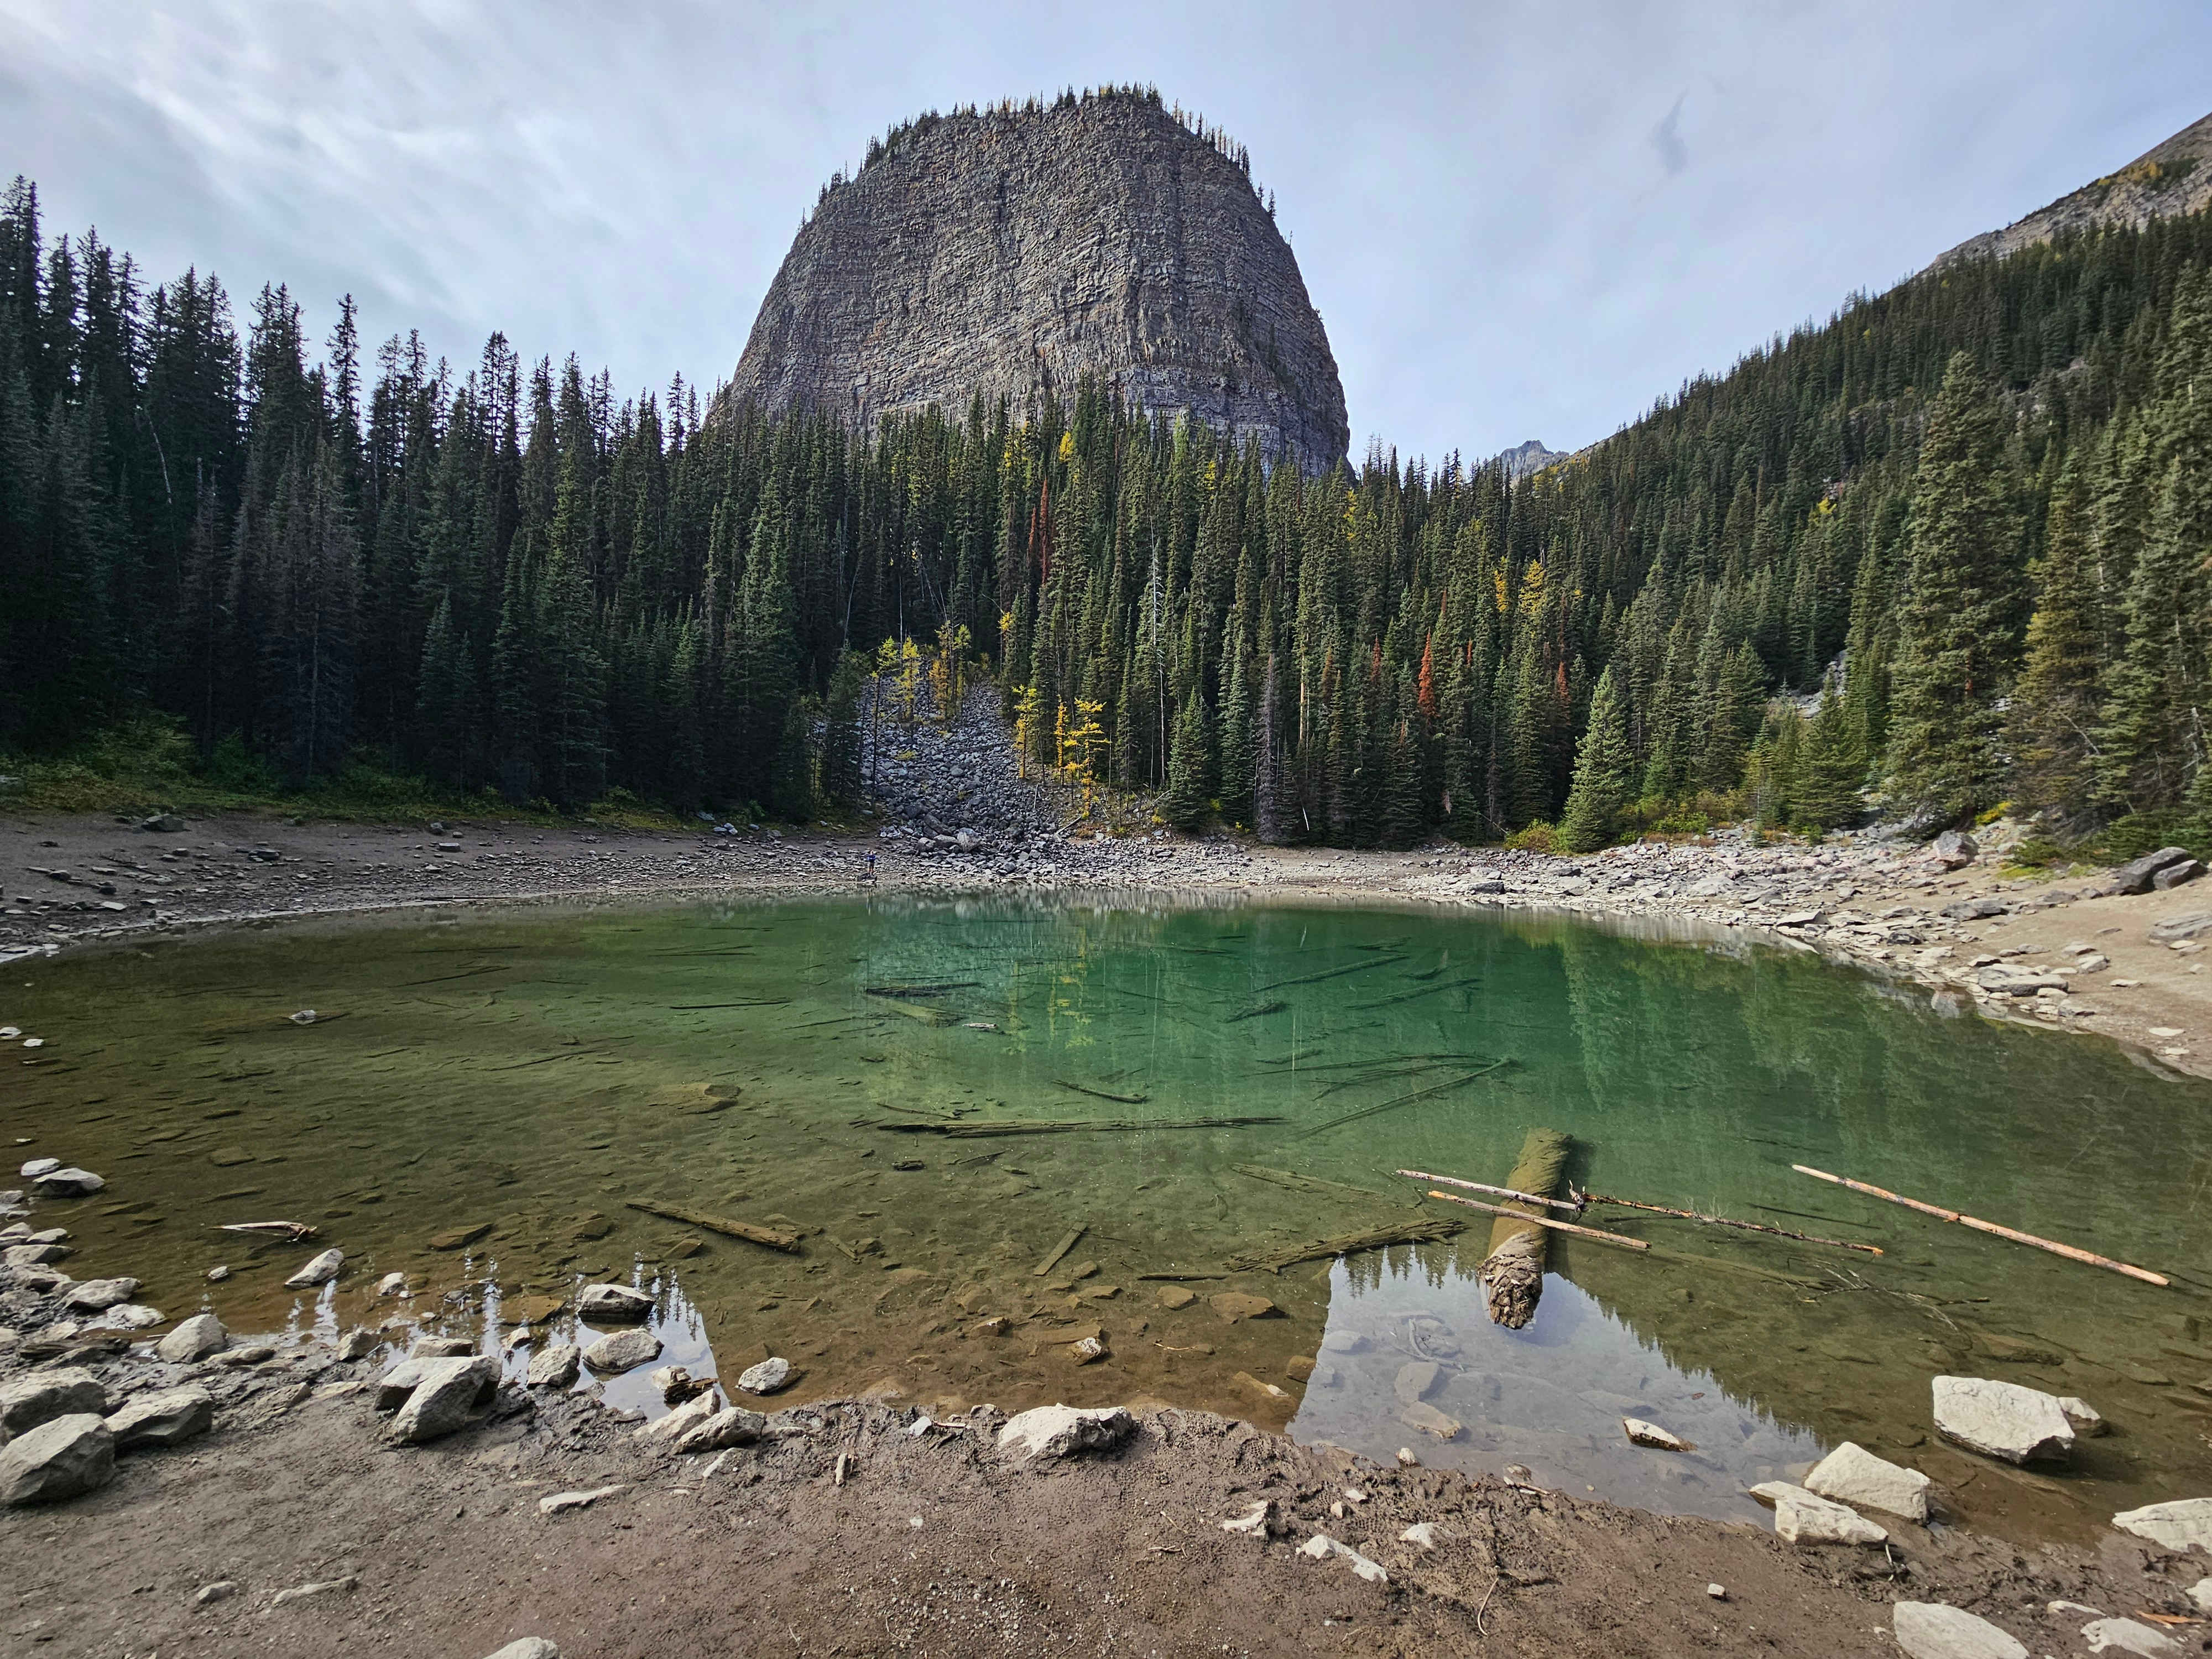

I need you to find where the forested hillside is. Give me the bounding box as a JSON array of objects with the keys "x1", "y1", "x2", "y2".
[{"x1": 2, "y1": 170, "x2": 2208, "y2": 849}]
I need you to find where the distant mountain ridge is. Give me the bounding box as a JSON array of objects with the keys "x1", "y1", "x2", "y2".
[
  {"x1": 1932, "y1": 109, "x2": 2212, "y2": 269},
  {"x1": 1496, "y1": 439, "x2": 1566, "y2": 479}
]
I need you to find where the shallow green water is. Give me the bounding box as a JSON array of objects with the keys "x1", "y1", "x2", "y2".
[{"x1": 4, "y1": 894, "x2": 2208, "y2": 1536}]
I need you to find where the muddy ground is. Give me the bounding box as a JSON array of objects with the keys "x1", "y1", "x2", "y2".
[{"x1": 4, "y1": 1358, "x2": 2205, "y2": 1659}]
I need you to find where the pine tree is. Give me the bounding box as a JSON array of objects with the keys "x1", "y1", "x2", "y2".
[
  {"x1": 1163, "y1": 688, "x2": 1210, "y2": 830},
  {"x1": 2010, "y1": 457, "x2": 2104, "y2": 817},
  {"x1": 1560, "y1": 665, "x2": 1634, "y2": 852},
  {"x1": 1797, "y1": 685, "x2": 1866, "y2": 830},
  {"x1": 1886, "y1": 353, "x2": 2023, "y2": 823},
  {"x1": 416, "y1": 592, "x2": 480, "y2": 789}
]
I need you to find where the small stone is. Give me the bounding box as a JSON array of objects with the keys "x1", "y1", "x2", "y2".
[
  {"x1": 1233, "y1": 1370, "x2": 1290, "y2": 1402},
  {"x1": 638, "y1": 1390, "x2": 721, "y2": 1443},
  {"x1": 582, "y1": 1327, "x2": 661, "y2": 1374},
  {"x1": 997, "y1": 1404, "x2": 1136, "y2": 1461},
  {"x1": 411, "y1": 1337, "x2": 476, "y2": 1359},
  {"x1": 1208, "y1": 1292, "x2": 1280, "y2": 1322},
  {"x1": 61, "y1": 1276, "x2": 140, "y2": 1312},
  {"x1": 1748, "y1": 1480, "x2": 1887, "y2": 1545},
  {"x1": 1400, "y1": 1522, "x2": 1441, "y2": 1549},
  {"x1": 1623, "y1": 1417, "x2": 1692, "y2": 1452},
  {"x1": 1221, "y1": 1498, "x2": 1272, "y2": 1536},
  {"x1": 386, "y1": 1355, "x2": 500, "y2": 1442},
  {"x1": 0, "y1": 1413, "x2": 114, "y2": 1504},
  {"x1": 429, "y1": 1222, "x2": 493, "y2": 1251},
  {"x1": 539, "y1": 1483, "x2": 626, "y2": 1516},
  {"x1": 30, "y1": 1166, "x2": 103, "y2": 1196},
  {"x1": 195, "y1": 1581, "x2": 237, "y2": 1606},
  {"x1": 737, "y1": 1356, "x2": 793, "y2": 1395},
  {"x1": 17, "y1": 1157, "x2": 60, "y2": 1179},
  {"x1": 2058, "y1": 1396, "x2": 2106, "y2": 1436},
  {"x1": 2189, "y1": 1578, "x2": 2212, "y2": 1614},
  {"x1": 2111, "y1": 1497, "x2": 2212, "y2": 1553},
  {"x1": 104, "y1": 1304, "x2": 164, "y2": 1330},
  {"x1": 1068, "y1": 1335, "x2": 1109, "y2": 1365},
  {"x1": 1707, "y1": 1584, "x2": 1727, "y2": 1600},
  {"x1": 106, "y1": 1386, "x2": 214, "y2": 1449},
  {"x1": 1932, "y1": 1376, "x2": 2074, "y2": 1463},
  {"x1": 268, "y1": 1575, "x2": 357, "y2": 1609},
  {"x1": 205, "y1": 1265, "x2": 230, "y2": 1283},
  {"x1": 649, "y1": 1364, "x2": 713, "y2": 1405},
  {"x1": 1803, "y1": 1440, "x2": 1931, "y2": 1521},
  {"x1": 1154, "y1": 1285, "x2": 1196, "y2": 1310},
  {"x1": 283, "y1": 1248, "x2": 344, "y2": 1288},
  {"x1": 1399, "y1": 1402, "x2": 1463, "y2": 1440},
  {"x1": 2079, "y1": 1619, "x2": 2183, "y2": 1657},
  {"x1": 1394, "y1": 1360, "x2": 1441, "y2": 1403},
  {"x1": 575, "y1": 1282, "x2": 653, "y2": 1323},
  {"x1": 375, "y1": 1271, "x2": 408, "y2": 1296},
  {"x1": 1395, "y1": 1447, "x2": 1419, "y2": 1467},
  {"x1": 337, "y1": 1327, "x2": 378, "y2": 1361},
  {"x1": 480, "y1": 1642, "x2": 561, "y2": 1659},
  {"x1": 670, "y1": 1406, "x2": 766, "y2": 1455},
  {"x1": 1296, "y1": 1532, "x2": 1388, "y2": 1585},
  {"x1": 155, "y1": 1312, "x2": 228, "y2": 1363},
  {"x1": 526, "y1": 1343, "x2": 580, "y2": 1389}
]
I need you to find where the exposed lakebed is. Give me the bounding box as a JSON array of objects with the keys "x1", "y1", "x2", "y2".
[{"x1": 4, "y1": 894, "x2": 2207, "y2": 1539}]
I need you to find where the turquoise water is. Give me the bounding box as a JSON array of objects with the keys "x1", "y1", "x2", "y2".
[{"x1": 3, "y1": 893, "x2": 2206, "y2": 1537}]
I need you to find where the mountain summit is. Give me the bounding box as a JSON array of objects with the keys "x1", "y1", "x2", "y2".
[
  {"x1": 721, "y1": 88, "x2": 1350, "y2": 469},
  {"x1": 1933, "y1": 109, "x2": 2212, "y2": 268}
]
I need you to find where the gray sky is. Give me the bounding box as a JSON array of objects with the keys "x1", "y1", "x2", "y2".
[{"x1": 2, "y1": 1, "x2": 2205, "y2": 461}]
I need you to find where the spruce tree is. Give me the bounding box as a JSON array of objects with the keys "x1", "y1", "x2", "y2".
[
  {"x1": 1886, "y1": 353, "x2": 2022, "y2": 823},
  {"x1": 1163, "y1": 687, "x2": 1209, "y2": 830},
  {"x1": 1560, "y1": 665, "x2": 1634, "y2": 852},
  {"x1": 2010, "y1": 457, "x2": 2104, "y2": 817}
]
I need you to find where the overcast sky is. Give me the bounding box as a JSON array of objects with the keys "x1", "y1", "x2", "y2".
[{"x1": 2, "y1": 1, "x2": 2205, "y2": 461}]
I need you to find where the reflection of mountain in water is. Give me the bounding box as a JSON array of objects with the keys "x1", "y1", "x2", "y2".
[{"x1": 1292, "y1": 1249, "x2": 1822, "y2": 1524}]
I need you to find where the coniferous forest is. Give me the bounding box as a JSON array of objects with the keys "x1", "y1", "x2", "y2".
[{"x1": 3, "y1": 169, "x2": 2210, "y2": 852}]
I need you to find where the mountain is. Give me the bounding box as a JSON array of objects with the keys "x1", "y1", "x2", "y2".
[
  {"x1": 1933, "y1": 109, "x2": 2212, "y2": 268},
  {"x1": 720, "y1": 88, "x2": 1350, "y2": 470},
  {"x1": 1496, "y1": 439, "x2": 1566, "y2": 479}
]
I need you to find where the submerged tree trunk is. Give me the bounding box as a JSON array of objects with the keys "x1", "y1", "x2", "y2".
[{"x1": 1479, "y1": 1128, "x2": 1571, "y2": 1328}]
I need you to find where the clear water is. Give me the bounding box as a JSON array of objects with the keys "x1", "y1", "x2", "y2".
[{"x1": 4, "y1": 893, "x2": 2207, "y2": 1538}]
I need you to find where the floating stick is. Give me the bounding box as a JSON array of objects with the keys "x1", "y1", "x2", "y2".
[
  {"x1": 1425, "y1": 1190, "x2": 1649, "y2": 1251},
  {"x1": 874, "y1": 1115, "x2": 1281, "y2": 1138},
  {"x1": 1397, "y1": 1169, "x2": 1580, "y2": 1212},
  {"x1": 1792, "y1": 1165, "x2": 2166, "y2": 1286},
  {"x1": 1578, "y1": 1188, "x2": 1883, "y2": 1256}
]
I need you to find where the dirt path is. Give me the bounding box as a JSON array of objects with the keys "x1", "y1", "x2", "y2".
[{"x1": 2, "y1": 1361, "x2": 2194, "y2": 1658}]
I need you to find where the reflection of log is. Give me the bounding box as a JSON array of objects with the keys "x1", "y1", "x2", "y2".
[
  {"x1": 625, "y1": 1200, "x2": 801, "y2": 1254},
  {"x1": 1225, "y1": 1216, "x2": 1465, "y2": 1274},
  {"x1": 1478, "y1": 1129, "x2": 1570, "y2": 1328}
]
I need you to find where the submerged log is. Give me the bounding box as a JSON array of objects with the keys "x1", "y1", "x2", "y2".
[
  {"x1": 625, "y1": 1200, "x2": 802, "y2": 1254},
  {"x1": 873, "y1": 1114, "x2": 1282, "y2": 1138},
  {"x1": 1225, "y1": 1215, "x2": 1465, "y2": 1274},
  {"x1": 1479, "y1": 1129, "x2": 1571, "y2": 1328}
]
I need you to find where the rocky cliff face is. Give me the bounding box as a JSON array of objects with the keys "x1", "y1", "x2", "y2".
[
  {"x1": 1932, "y1": 111, "x2": 2212, "y2": 269},
  {"x1": 722, "y1": 92, "x2": 1349, "y2": 469}
]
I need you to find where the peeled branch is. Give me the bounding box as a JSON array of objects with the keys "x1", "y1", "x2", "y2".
[{"x1": 1479, "y1": 1129, "x2": 1571, "y2": 1328}]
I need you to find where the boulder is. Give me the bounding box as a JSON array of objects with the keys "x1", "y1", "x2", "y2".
[
  {"x1": 1892, "y1": 1601, "x2": 2027, "y2": 1659},
  {"x1": 670, "y1": 1407, "x2": 765, "y2": 1455},
  {"x1": 0, "y1": 1366, "x2": 111, "y2": 1436},
  {"x1": 576, "y1": 1282, "x2": 654, "y2": 1322},
  {"x1": 0, "y1": 1413, "x2": 114, "y2": 1504},
  {"x1": 106, "y1": 1386, "x2": 214, "y2": 1450},
  {"x1": 2111, "y1": 847, "x2": 2195, "y2": 896},
  {"x1": 997, "y1": 1404, "x2": 1136, "y2": 1462},
  {"x1": 1928, "y1": 831, "x2": 1978, "y2": 870},
  {"x1": 283, "y1": 1248, "x2": 343, "y2": 1288},
  {"x1": 637, "y1": 1391, "x2": 721, "y2": 1443},
  {"x1": 156, "y1": 1312, "x2": 226, "y2": 1363},
  {"x1": 2149, "y1": 913, "x2": 2212, "y2": 944},
  {"x1": 526, "y1": 1343, "x2": 580, "y2": 1389},
  {"x1": 1747, "y1": 1481, "x2": 1887, "y2": 1545},
  {"x1": 1933, "y1": 1376, "x2": 2074, "y2": 1463},
  {"x1": 736, "y1": 1356, "x2": 792, "y2": 1395},
  {"x1": 385, "y1": 1355, "x2": 500, "y2": 1443},
  {"x1": 374, "y1": 1355, "x2": 443, "y2": 1410},
  {"x1": 2081, "y1": 1618, "x2": 2184, "y2": 1657},
  {"x1": 2111, "y1": 1497, "x2": 2212, "y2": 1553},
  {"x1": 582, "y1": 1327, "x2": 661, "y2": 1374},
  {"x1": 2154, "y1": 860, "x2": 2206, "y2": 891},
  {"x1": 61, "y1": 1277, "x2": 140, "y2": 1313},
  {"x1": 1804, "y1": 1441, "x2": 1931, "y2": 1521},
  {"x1": 30, "y1": 1167, "x2": 104, "y2": 1197}
]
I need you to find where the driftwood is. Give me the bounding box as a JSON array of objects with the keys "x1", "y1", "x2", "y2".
[
  {"x1": 1032, "y1": 1226, "x2": 1086, "y2": 1276},
  {"x1": 1427, "y1": 1191, "x2": 1647, "y2": 1251},
  {"x1": 1399, "y1": 1169, "x2": 1580, "y2": 1212},
  {"x1": 1293, "y1": 1058, "x2": 1515, "y2": 1141},
  {"x1": 215, "y1": 1220, "x2": 319, "y2": 1244},
  {"x1": 1225, "y1": 1215, "x2": 1466, "y2": 1274},
  {"x1": 1478, "y1": 1130, "x2": 1572, "y2": 1327},
  {"x1": 669, "y1": 1000, "x2": 791, "y2": 1010},
  {"x1": 1580, "y1": 1188, "x2": 1883, "y2": 1255},
  {"x1": 625, "y1": 1200, "x2": 802, "y2": 1254},
  {"x1": 873, "y1": 1114, "x2": 1282, "y2": 1138},
  {"x1": 1055, "y1": 1079, "x2": 1149, "y2": 1105},
  {"x1": 1794, "y1": 1165, "x2": 2167, "y2": 1286},
  {"x1": 865, "y1": 982, "x2": 980, "y2": 998},
  {"x1": 1232, "y1": 1164, "x2": 1386, "y2": 1201},
  {"x1": 1257, "y1": 956, "x2": 1404, "y2": 993}
]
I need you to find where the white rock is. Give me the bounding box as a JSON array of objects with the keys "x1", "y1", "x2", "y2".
[
  {"x1": 481, "y1": 1643, "x2": 561, "y2": 1659},
  {"x1": 61, "y1": 1276, "x2": 139, "y2": 1312},
  {"x1": 104, "y1": 1304, "x2": 164, "y2": 1330},
  {"x1": 268, "y1": 1575, "x2": 356, "y2": 1609},
  {"x1": 337, "y1": 1327, "x2": 378, "y2": 1361},
  {"x1": 670, "y1": 1407, "x2": 765, "y2": 1455},
  {"x1": 1707, "y1": 1583, "x2": 1726, "y2": 1600},
  {"x1": 1623, "y1": 1417, "x2": 1689, "y2": 1451},
  {"x1": 1892, "y1": 1601, "x2": 2027, "y2": 1659},
  {"x1": 2112, "y1": 1498, "x2": 2212, "y2": 1553},
  {"x1": 525, "y1": 1343, "x2": 580, "y2": 1389},
  {"x1": 997, "y1": 1404, "x2": 1136, "y2": 1462},
  {"x1": 2058, "y1": 1396, "x2": 2107, "y2": 1436},
  {"x1": 375, "y1": 1271, "x2": 408, "y2": 1297},
  {"x1": 1220, "y1": 1499, "x2": 1271, "y2": 1536},
  {"x1": 582, "y1": 1327, "x2": 660, "y2": 1374},
  {"x1": 106, "y1": 1386, "x2": 214, "y2": 1449},
  {"x1": 1296, "y1": 1532, "x2": 1388, "y2": 1584},
  {"x1": 2081, "y1": 1618, "x2": 2183, "y2": 1656},
  {"x1": 638, "y1": 1391, "x2": 720, "y2": 1443},
  {"x1": 17, "y1": 1158, "x2": 59, "y2": 1179},
  {"x1": 539, "y1": 1483, "x2": 626, "y2": 1515},
  {"x1": 1747, "y1": 1480, "x2": 1887, "y2": 1545},
  {"x1": 1400, "y1": 1522, "x2": 1442, "y2": 1549},
  {"x1": 1804, "y1": 1441, "x2": 1932, "y2": 1521},
  {"x1": 736, "y1": 1356, "x2": 792, "y2": 1395},
  {"x1": 2187, "y1": 1578, "x2": 2212, "y2": 1613},
  {"x1": 283, "y1": 1248, "x2": 343, "y2": 1288},
  {"x1": 30, "y1": 1167, "x2": 104, "y2": 1196},
  {"x1": 1932, "y1": 1376, "x2": 2074, "y2": 1463},
  {"x1": 575, "y1": 1282, "x2": 653, "y2": 1322},
  {"x1": 195, "y1": 1582, "x2": 236, "y2": 1605},
  {"x1": 385, "y1": 1355, "x2": 499, "y2": 1443},
  {"x1": 156, "y1": 1312, "x2": 226, "y2": 1363}
]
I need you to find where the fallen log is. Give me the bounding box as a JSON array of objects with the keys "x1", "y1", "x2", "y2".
[
  {"x1": 1792, "y1": 1165, "x2": 2167, "y2": 1286},
  {"x1": 625, "y1": 1200, "x2": 802, "y2": 1254},
  {"x1": 873, "y1": 1115, "x2": 1282, "y2": 1138},
  {"x1": 1225, "y1": 1216, "x2": 1465, "y2": 1274},
  {"x1": 1579, "y1": 1188, "x2": 1884, "y2": 1256},
  {"x1": 1427, "y1": 1190, "x2": 1647, "y2": 1253},
  {"x1": 1477, "y1": 1129, "x2": 1572, "y2": 1327}
]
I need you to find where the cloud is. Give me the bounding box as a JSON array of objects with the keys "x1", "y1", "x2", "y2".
[{"x1": 1650, "y1": 92, "x2": 1689, "y2": 177}]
